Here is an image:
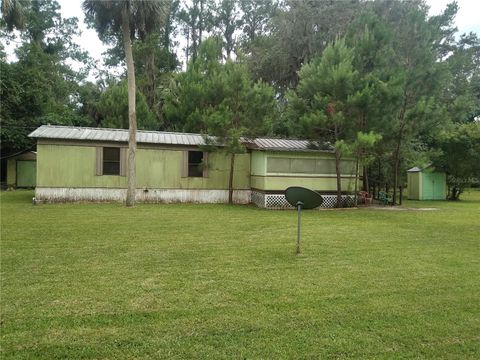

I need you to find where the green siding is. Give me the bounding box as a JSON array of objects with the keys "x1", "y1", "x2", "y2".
[
  {"x1": 7, "y1": 153, "x2": 37, "y2": 187},
  {"x1": 251, "y1": 151, "x2": 266, "y2": 176},
  {"x1": 408, "y1": 168, "x2": 446, "y2": 200},
  {"x1": 252, "y1": 175, "x2": 356, "y2": 192},
  {"x1": 251, "y1": 150, "x2": 357, "y2": 192},
  {"x1": 265, "y1": 151, "x2": 355, "y2": 176},
  {"x1": 37, "y1": 144, "x2": 250, "y2": 190},
  {"x1": 6, "y1": 159, "x2": 16, "y2": 186},
  {"x1": 407, "y1": 172, "x2": 420, "y2": 200},
  {"x1": 16, "y1": 161, "x2": 36, "y2": 187},
  {"x1": 421, "y1": 172, "x2": 446, "y2": 200},
  {"x1": 251, "y1": 175, "x2": 266, "y2": 190}
]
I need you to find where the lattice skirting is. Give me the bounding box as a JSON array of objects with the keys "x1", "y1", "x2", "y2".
[{"x1": 251, "y1": 190, "x2": 355, "y2": 209}]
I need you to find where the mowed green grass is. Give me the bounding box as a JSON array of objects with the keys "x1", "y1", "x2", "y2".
[{"x1": 1, "y1": 190, "x2": 479, "y2": 359}]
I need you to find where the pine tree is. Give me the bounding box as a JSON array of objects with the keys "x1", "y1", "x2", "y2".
[{"x1": 287, "y1": 38, "x2": 357, "y2": 207}]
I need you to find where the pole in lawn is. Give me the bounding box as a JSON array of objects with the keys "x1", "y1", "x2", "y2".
[
  {"x1": 296, "y1": 201, "x2": 303, "y2": 254},
  {"x1": 285, "y1": 187, "x2": 323, "y2": 255}
]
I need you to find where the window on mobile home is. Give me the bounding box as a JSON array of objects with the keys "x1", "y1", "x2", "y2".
[
  {"x1": 188, "y1": 151, "x2": 204, "y2": 177},
  {"x1": 103, "y1": 147, "x2": 120, "y2": 175}
]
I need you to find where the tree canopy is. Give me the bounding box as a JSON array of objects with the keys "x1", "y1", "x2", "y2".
[{"x1": 2, "y1": 0, "x2": 479, "y2": 200}]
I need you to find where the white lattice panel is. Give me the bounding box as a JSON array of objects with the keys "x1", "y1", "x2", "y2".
[
  {"x1": 251, "y1": 191, "x2": 266, "y2": 208},
  {"x1": 320, "y1": 195, "x2": 355, "y2": 208},
  {"x1": 265, "y1": 194, "x2": 291, "y2": 209},
  {"x1": 254, "y1": 193, "x2": 355, "y2": 209}
]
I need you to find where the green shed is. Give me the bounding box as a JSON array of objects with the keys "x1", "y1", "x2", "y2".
[
  {"x1": 407, "y1": 164, "x2": 446, "y2": 200},
  {"x1": 6, "y1": 151, "x2": 37, "y2": 188}
]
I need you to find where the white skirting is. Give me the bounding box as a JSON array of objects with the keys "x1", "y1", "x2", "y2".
[
  {"x1": 34, "y1": 187, "x2": 251, "y2": 204},
  {"x1": 251, "y1": 190, "x2": 355, "y2": 209}
]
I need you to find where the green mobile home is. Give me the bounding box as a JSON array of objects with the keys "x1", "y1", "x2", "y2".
[
  {"x1": 6, "y1": 151, "x2": 37, "y2": 188},
  {"x1": 29, "y1": 125, "x2": 357, "y2": 208},
  {"x1": 407, "y1": 164, "x2": 447, "y2": 200},
  {"x1": 249, "y1": 147, "x2": 356, "y2": 208}
]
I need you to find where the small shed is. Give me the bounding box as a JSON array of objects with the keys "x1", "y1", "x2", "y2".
[
  {"x1": 6, "y1": 151, "x2": 37, "y2": 188},
  {"x1": 407, "y1": 164, "x2": 446, "y2": 200}
]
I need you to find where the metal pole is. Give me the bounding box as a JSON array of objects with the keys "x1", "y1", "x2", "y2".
[{"x1": 296, "y1": 202, "x2": 302, "y2": 254}]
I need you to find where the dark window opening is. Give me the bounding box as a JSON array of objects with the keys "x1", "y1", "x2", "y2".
[
  {"x1": 188, "y1": 151, "x2": 203, "y2": 177},
  {"x1": 103, "y1": 147, "x2": 120, "y2": 175}
]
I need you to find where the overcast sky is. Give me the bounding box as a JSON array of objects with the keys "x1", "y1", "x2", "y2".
[{"x1": 5, "y1": 0, "x2": 480, "y2": 77}]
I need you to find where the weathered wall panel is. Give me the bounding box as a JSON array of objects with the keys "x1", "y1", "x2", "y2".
[
  {"x1": 250, "y1": 150, "x2": 357, "y2": 192},
  {"x1": 408, "y1": 172, "x2": 420, "y2": 200},
  {"x1": 421, "y1": 172, "x2": 446, "y2": 200},
  {"x1": 7, "y1": 152, "x2": 37, "y2": 187},
  {"x1": 35, "y1": 187, "x2": 251, "y2": 204},
  {"x1": 251, "y1": 151, "x2": 267, "y2": 176},
  {"x1": 16, "y1": 161, "x2": 36, "y2": 187},
  {"x1": 252, "y1": 176, "x2": 356, "y2": 192},
  {"x1": 6, "y1": 159, "x2": 16, "y2": 186},
  {"x1": 37, "y1": 144, "x2": 250, "y2": 190}
]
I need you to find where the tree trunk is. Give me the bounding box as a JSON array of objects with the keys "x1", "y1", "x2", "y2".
[
  {"x1": 364, "y1": 166, "x2": 369, "y2": 194},
  {"x1": 393, "y1": 92, "x2": 409, "y2": 206},
  {"x1": 199, "y1": 0, "x2": 203, "y2": 45},
  {"x1": 228, "y1": 153, "x2": 235, "y2": 204},
  {"x1": 185, "y1": 27, "x2": 190, "y2": 65},
  {"x1": 392, "y1": 158, "x2": 399, "y2": 206},
  {"x1": 392, "y1": 136, "x2": 402, "y2": 206},
  {"x1": 354, "y1": 157, "x2": 359, "y2": 206},
  {"x1": 449, "y1": 186, "x2": 463, "y2": 200},
  {"x1": 334, "y1": 149, "x2": 342, "y2": 208},
  {"x1": 122, "y1": 6, "x2": 137, "y2": 207}
]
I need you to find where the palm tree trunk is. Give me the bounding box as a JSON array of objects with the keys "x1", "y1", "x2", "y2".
[
  {"x1": 121, "y1": 6, "x2": 137, "y2": 207},
  {"x1": 228, "y1": 153, "x2": 235, "y2": 204}
]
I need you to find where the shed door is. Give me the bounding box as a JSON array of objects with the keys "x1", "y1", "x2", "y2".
[
  {"x1": 16, "y1": 160, "x2": 36, "y2": 187},
  {"x1": 422, "y1": 172, "x2": 444, "y2": 200}
]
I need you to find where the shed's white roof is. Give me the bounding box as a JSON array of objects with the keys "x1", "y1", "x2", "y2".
[
  {"x1": 407, "y1": 164, "x2": 433, "y2": 173},
  {"x1": 29, "y1": 125, "x2": 332, "y2": 152}
]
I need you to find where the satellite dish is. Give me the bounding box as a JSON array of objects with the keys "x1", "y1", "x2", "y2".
[
  {"x1": 285, "y1": 186, "x2": 323, "y2": 209},
  {"x1": 285, "y1": 187, "x2": 323, "y2": 254}
]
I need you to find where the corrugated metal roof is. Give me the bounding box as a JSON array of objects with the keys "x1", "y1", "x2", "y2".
[
  {"x1": 29, "y1": 125, "x2": 332, "y2": 152},
  {"x1": 29, "y1": 125, "x2": 207, "y2": 146},
  {"x1": 247, "y1": 137, "x2": 333, "y2": 152}
]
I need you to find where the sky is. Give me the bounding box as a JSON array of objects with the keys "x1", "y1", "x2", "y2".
[{"x1": 4, "y1": 0, "x2": 480, "y2": 78}]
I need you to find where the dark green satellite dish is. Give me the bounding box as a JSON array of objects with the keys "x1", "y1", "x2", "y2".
[
  {"x1": 285, "y1": 186, "x2": 324, "y2": 209},
  {"x1": 285, "y1": 187, "x2": 324, "y2": 254}
]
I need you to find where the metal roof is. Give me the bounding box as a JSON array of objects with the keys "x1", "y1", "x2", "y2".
[
  {"x1": 247, "y1": 137, "x2": 332, "y2": 152},
  {"x1": 29, "y1": 125, "x2": 207, "y2": 146},
  {"x1": 407, "y1": 164, "x2": 433, "y2": 173},
  {"x1": 29, "y1": 125, "x2": 332, "y2": 152}
]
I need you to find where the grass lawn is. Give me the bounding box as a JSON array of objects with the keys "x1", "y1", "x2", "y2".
[{"x1": 1, "y1": 190, "x2": 479, "y2": 359}]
